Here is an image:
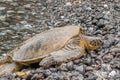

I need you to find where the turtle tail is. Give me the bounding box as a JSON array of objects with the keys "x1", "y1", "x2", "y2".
[{"x1": 0, "y1": 55, "x2": 12, "y2": 65}]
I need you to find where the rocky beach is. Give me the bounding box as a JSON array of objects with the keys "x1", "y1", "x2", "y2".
[{"x1": 0, "y1": 0, "x2": 120, "y2": 80}]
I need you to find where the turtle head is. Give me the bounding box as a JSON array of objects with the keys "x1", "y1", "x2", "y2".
[{"x1": 79, "y1": 36, "x2": 103, "y2": 50}]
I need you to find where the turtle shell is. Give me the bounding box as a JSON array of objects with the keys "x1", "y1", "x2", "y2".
[{"x1": 9, "y1": 25, "x2": 80, "y2": 64}]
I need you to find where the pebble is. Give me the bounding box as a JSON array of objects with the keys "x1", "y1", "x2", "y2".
[
  {"x1": 17, "y1": 11, "x2": 25, "y2": 14},
  {"x1": 103, "y1": 54, "x2": 113, "y2": 63},
  {"x1": 74, "y1": 65, "x2": 85, "y2": 74},
  {"x1": 7, "y1": 10, "x2": 15, "y2": 14},
  {"x1": 24, "y1": 4, "x2": 31, "y2": 8},
  {"x1": 103, "y1": 4, "x2": 108, "y2": 8},
  {"x1": 97, "y1": 19, "x2": 105, "y2": 27},
  {"x1": 74, "y1": 59, "x2": 81, "y2": 64},
  {"x1": 66, "y1": 61, "x2": 74, "y2": 70},
  {"x1": 108, "y1": 70, "x2": 117, "y2": 78},
  {"x1": 0, "y1": 7, "x2": 6, "y2": 10},
  {"x1": 0, "y1": 16, "x2": 6, "y2": 21},
  {"x1": 65, "y1": 2, "x2": 72, "y2": 6},
  {"x1": 93, "y1": 70, "x2": 108, "y2": 80}
]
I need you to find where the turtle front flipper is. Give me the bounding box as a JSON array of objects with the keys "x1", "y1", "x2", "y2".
[
  {"x1": 0, "y1": 62, "x2": 20, "y2": 77},
  {"x1": 39, "y1": 39, "x2": 85, "y2": 68}
]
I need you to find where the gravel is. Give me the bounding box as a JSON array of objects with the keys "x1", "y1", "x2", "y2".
[{"x1": 0, "y1": 0, "x2": 120, "y2": 80}]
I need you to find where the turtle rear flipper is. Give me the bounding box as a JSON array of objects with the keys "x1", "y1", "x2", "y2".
[
  {"x1": 39, "y1": 42, "x2": 84, "y2": 68},
  {"x1": 0, "y1": 62, "x2": 19, "y2": 76},
  {"x1": 0, "y1": 55, "x2": 13, "y2": 65}
]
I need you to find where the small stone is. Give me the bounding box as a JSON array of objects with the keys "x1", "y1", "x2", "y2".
[
  {"x1": 24, "y1": 4, "x2": 31, "y2": 8},
  {"x1": 104, "y1": 4, "x2": 108, "y2": 8},
  {"x1": 74, "y1": 65, "x2": 85, "y2": 74},
  {"x1": 86, "y1": 7, "x2": 92, "y2": 10},
  {"x1": 65, "y1": 2, "x2": 72, "y2": 6},
  {"x1": 0, "y1": 7, "x2": 6, "y2": 10},
  {"x1": 60, "y1": 16, "x2": 64, "y2": 19},
  {"x1": 66, "y1": 61, "x2": 74, "y2": 70},
  {"x1": 71, "y1": 74, "x2": 84, "y2": 80},
  {"x1": 93, "y1": 70, "x2": 108, "y2": 80},
  {"x1": 97, "y1": 19, "x2": 105, "y2": 27},
  {"x1": 10, "y1": 2, "x2": 18, "y2": 6},
  {"x1": 74, "y1": 59, "x2": 80, "y2": 64},
  {"x1": 103, "y1": 54, "x2": 113, "y2": 63},
  {"x1": 44, "y1": 70, "x2": 52, "y2": 76},
  {"x1": 101, "y1": 64, "x2": 112, "y2": 71},
  {"x1": 17, "y1": 11, "x2": 25, "y2": 14},
  {"x1": 73, "y1": 1, "x2": 81, "y2": 5},
  {"x1": 0, "y1": 16, "x2": 6, "y2": 21},
  {"x1": 7, "y1": 10, "x2": 15, "y2": 13},
  {"x1": 49, "y1": 68, "x2": 57, "y2": 72},
  {"x1": 50, "y1": 73, "x2": 60, "y2": 80},
  {"x1": 108, "y1": 70, "x2": 117, "y2": 77},
  {"x1": 86, "y1": 66, "x2": 94, "y2": 71}
]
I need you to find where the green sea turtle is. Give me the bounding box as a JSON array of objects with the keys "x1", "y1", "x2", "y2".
[{"x1": 0, "y1": 25, "x2": 102, "y2": 78}]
